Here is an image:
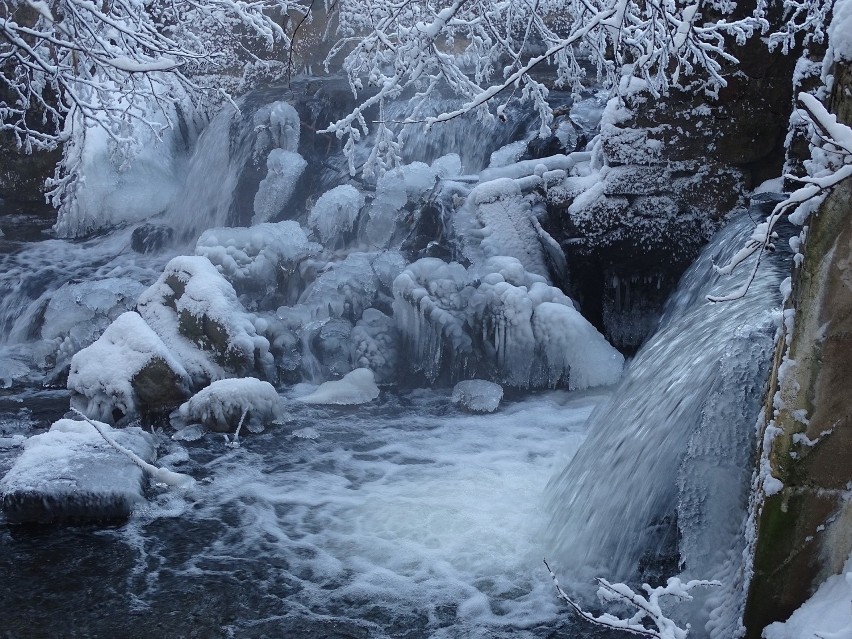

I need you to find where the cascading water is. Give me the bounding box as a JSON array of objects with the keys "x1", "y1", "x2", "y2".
[{"x1": 543, "y1": 213, "x2": 788, "y2": 634}]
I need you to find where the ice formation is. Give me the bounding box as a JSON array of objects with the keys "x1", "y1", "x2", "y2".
[
  {"x1": 365, "y1": 162, "x2": 438, "y2": 247},
  {"x1": 196, "y1": 221, "x2": 320, "y2": 302},
  {"x1": 68, "y1": 311, "x2": 191, "y2": 423},
  {"x1": 307, "y1": 185, "x2": 364, "y2": 246},
  {"x1": 41, "y1": 277, "x2": 146, "y2": 377},
  {"x1": 252, "y1": 149, "x2": 307, "y2": 225},
  {"x1": 176, "y1": 377, "x2": 283, "y2": 433},
  {"x1": 393, "y1": 256, "x2": 623, "y2": 387},
  {"x1": 351, "y1": 309, "x2": 399, "y2": 383},
  {"x1": 451, "y1": 380, "x2": 503, "y2": 412},
  {"x1": 137, "y1": 255, "x2": 274, "y2": 385},
  {"x1": 0, "y1": 418, "x2": 155, "y2": 523},
  {"x1": 298, "y1": 368, "x2": 380, "y2": 405},
  {"x1": 253, "y1": 101, "x2": 301, "y2": 158}
]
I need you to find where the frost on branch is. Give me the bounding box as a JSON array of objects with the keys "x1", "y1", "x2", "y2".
[
  {"x1": 544, "y1": 559, "x2": 720, "y2": 639},
  {"x1": 323, "y1": 0, "x2": 769, "y2": 177}
]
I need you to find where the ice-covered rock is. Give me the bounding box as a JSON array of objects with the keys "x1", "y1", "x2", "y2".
[
  {"x1": 68, "y1": 312, "x2": 191, "y2": 423},
  {"x1": 451, "y1": 380, "x2": 503, "y2": 413},
  {"x1": 393, "y1": 256, "x2": 624, "y2": 388},
  {"x1": 137, "y1": 255, "x2": 274, "y2": 385},
  {"x1": 298, "y1": 368, "x2": 380, "y2": 405},
  {"x1": 351, "y1": 309, "x2": 399, "y2": 383},
  {"x1": 176, "y1": 377, "x2": 283, "y2": 434},
  {"x1": 41, "y1": 277, "x2": 146, "y2": 380},
  {"x1": 0, "y1": 418, "x2": 155, "y2": 523},
  {"x1": 307, "y1": 185, "x2": 364, "y2": 247},
  {"x1": 195, "y1": 221, "x2": 320, "y2": 303},
  {"x1": 252, "y1": 149, "x2": 307, "y2": 225}
]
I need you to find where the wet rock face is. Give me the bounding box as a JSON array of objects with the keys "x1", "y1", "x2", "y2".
[{"x1": 131, "y1": 223, "x2": 173, "y2": 254}]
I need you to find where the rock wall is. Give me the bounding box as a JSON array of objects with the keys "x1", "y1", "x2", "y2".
[{"x1": 743, "y1": 60, "x2": 852, "y2": 636}]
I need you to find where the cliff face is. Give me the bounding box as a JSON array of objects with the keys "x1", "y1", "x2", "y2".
[{"x1": 744, "y1": 60, "x2": 852, "y2": 636}]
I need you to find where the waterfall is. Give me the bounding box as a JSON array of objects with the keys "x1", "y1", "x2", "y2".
[{"x1": 543, "y1": 214, "x2": 787, "y2": 605}]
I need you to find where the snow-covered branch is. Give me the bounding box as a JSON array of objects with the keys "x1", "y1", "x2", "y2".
[
  {"x1": 1, "y1": 0, "x2": 304, "y2": 207},
  {"x1": 323, "y1": 0, "x2": 769, "y2": 177},
  {"x1": 544, "y1": 559, "x2": 720, "y2": 639},
  {"x1": 708, "y1": 91, "x2": 852, "y2": 302}
]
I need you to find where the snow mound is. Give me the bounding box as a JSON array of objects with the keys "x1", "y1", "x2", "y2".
[
  {"x1": 137, "y1": 255, "x2": 274, "y2": 385},
  {"x1": 763, "y1": 555, "x2": 852, "y2": 639},
  {"x1": 253, "y1": 149, "x2": 307, "y2": 225},
  {"x1": 0, "y1": 418, "x2": 155, "y2": 523},
  {"x1": 307, "y1": 185, "x2": 364, "y2": 246},
  {"x1": 452, "y1": 380, "x2": 503, "y2": 413},
  {"x1": 68, "y1": 311, "x2": 191, "y2": 423},
  {"x1": 177, "y1": 377, "x2": 283, "y2": 433},
  {"x1": 298, "y1": 368, "x2": 380, "y2": 405},
  {"x1": 196, "y1": 221, "x2": 320, "y2": 299},
  {"x1": 393, "y1": 256, "x2": 623, "y2": 388}
]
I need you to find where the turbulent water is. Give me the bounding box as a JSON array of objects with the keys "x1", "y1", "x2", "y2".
[{"x1": 0, "y1": 387, "x2": 611, "y2": 638}]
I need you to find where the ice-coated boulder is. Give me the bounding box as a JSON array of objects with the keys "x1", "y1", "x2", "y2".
[
  {"x1": 451, "y1": 380, "x2": 503, "y2": 413},
  {"x1": 137, "y1": 255, "x2": 274, "y2": 385},
  {"x1": 0, "y1": 419, "x2": 155, "y2": 523},
  {"x1": 393, "y1": 256, "x2": 624, "y2": 388},
  {"x1": 298, "y1": 368, "x2": 380, "y2": 405},
  {"x1": 195, "y1": 221, "x2": 320, "y2": 302},
  {"x1": 175, "y1": 377, "x2": 283, "y2": 433},
  {"x1": 67, "y1": 311, "x2": 191, "y2": 423}
]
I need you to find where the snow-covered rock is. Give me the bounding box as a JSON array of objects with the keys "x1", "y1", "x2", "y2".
[
  {"x1": 137, "y1": 255, "x2": 274, "y2": 385},
  {"x1": 0, "y1": 418, "x2": 155, "y2": 523},
  {"x1": 67, "y1": 311, "x2": 191, "y2": 423},
  {"x1": 176, "y1": 377, "x2": 283, "y2": 433},
  {"x1": 253, "y1": 149, "x2": 307, "y2": 225},
  {"x1": 298, "y1": 368, "x2": 380, "y2": 405},
  {"x1": 451, "y1": 380, "x2": 503, "y2": 413}
]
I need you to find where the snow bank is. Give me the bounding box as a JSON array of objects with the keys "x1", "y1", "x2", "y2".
[
  {"x1": 177, "y1": 377, "x2": 283, "y2": 433},
  {"x1": 763, "y1": 554, "x2": 852, "y2": 639},
  {"x1": 137, "y1": 255, "x2": 274, "y2": 385},
  {"x1": 0, "y1": 418, "x2": 155, "y2": 523},
  {"x1": 298, "y1": 368, "x2": 380, "y2": 405},
  {"x1": 393, "y1": 256, "x2": 623, "y2": 387},
  {"x1": 452, "y1": 380, "x2": 503, "y2": 412},
  {"x1": 252, "y1": 149, "x2": 307, "y2": 225},
  {"x1": 68, "y1": 311, "x2": 191, "y2": 423}
]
